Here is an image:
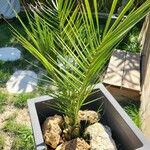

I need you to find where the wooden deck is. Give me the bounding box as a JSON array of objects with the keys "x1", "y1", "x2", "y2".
[{"x1": 103, "y1": 49, "x2": 141, "y2": 94}]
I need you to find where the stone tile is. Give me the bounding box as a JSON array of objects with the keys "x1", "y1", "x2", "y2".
[
  {"x1": 0, "y1": 47, "x2": 21, "y2": 61},
  {"x1": 6, "y1": 70, "x2": 38, "y2": 93}
]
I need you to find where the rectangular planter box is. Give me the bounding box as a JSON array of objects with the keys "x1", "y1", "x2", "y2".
[{"x1": 28, "y1": 84, "x2": 150, "y2": 150}]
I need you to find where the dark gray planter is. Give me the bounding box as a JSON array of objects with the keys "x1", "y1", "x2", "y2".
[{"x1": 28, "y1": 84, "x2": 150, "y2": 150}]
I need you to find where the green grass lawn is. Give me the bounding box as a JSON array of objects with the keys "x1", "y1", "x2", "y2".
[
  {"x1": 0, "y1": 21, "x2": 16, "y2": 47},
  {"x1": 0, "y1": 91, "x2": 8, "y2": 113},
  {"x1": 119, "y1": 101, "x2": 141, "y2": 128},
  {"x1": 13, "y1": 93, "x2": 37, "y2": 108},
  {"x1": 0, "y1": 134, "x2": 5, "y2": 150},
  {"x1": 3, "y1": 113, "x2": 34, "y2": 150},
  {"x1": 117, "y1": 25, "x2": 142, "y2": 53},
  {"x1": 0, "y1": 20, "x2": 24, "y2": 47}
]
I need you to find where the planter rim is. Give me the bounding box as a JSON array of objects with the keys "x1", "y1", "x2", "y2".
[{"x1": 95, "y1": 84, "x2": 150, "y2": 147}]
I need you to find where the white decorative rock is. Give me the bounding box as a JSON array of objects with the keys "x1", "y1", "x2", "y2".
[
  {"x1": 85, "y1": 123, "x2": 117, "y2": 150},
  {"x1": 6, "y1": 70, "x2": 38, "y2": 94},
  {"x1": 0, "y1": 0, "x2": 20, "y2": 19},
  {"x1": 0, "y1": 47, "x2": 21, "y2": 61}
]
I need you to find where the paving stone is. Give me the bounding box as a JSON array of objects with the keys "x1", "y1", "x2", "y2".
[
  {"x1": 0, "y1": 0, "x2": 20, "y2": 19},
  {"x1": 6, "y1": 70, "x2": 38, "y2": 94},
  {"x1": 0, "y1": 47, "x2": 21, "y2": 61}
]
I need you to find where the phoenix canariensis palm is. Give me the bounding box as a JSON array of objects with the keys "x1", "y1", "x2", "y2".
[{"x1": 12, "y1": 0, "x2": 150, "y2": 139}]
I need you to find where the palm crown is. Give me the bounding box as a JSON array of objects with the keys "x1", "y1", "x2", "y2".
[{"x1": 13, "y1": 0, "x2": 150, "y2": 137}]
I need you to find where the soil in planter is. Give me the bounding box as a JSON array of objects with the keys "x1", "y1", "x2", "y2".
[{"x1": 42, "y1": 110, "x2": 118, "y2": 150}]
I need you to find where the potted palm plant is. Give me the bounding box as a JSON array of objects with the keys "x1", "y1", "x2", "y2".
[{"x1": 13, "y1": 0, "x2": 150, "y2": 149}]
